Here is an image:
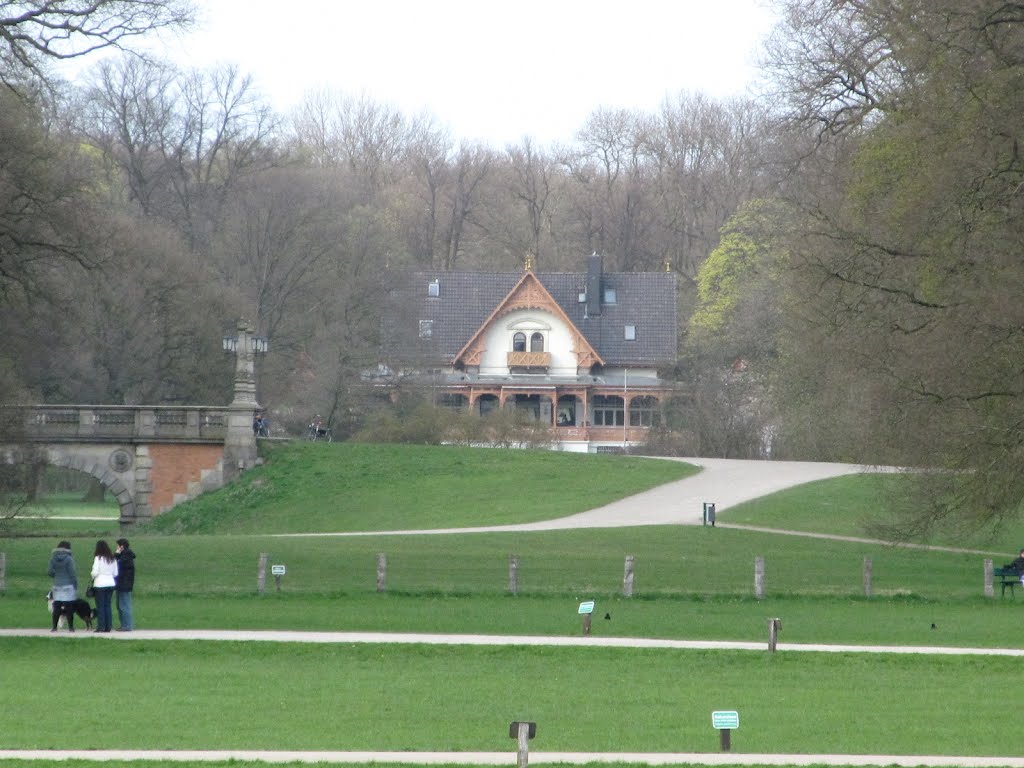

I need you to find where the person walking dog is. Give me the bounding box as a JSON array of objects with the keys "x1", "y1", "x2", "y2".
[{"x1": 47, "y1": 540, "x2": 78, "y2": 632}]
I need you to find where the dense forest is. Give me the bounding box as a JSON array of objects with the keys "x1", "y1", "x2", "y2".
[{"x1": 1, "y1": 0, "x2": 1022, "y2": 533}]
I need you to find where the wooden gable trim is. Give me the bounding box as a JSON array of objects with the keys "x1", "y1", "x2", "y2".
[{"x1": 454, "y1": 271, "x2": 604, "y2": 368}]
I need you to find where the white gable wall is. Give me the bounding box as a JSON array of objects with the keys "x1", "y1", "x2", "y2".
[{"x1": 478, "y1": 309, "x2": 580, "y2": 376}]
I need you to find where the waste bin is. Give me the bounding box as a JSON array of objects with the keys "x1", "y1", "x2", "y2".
[{"x1": 703, "y1": 502, "x2": 716, "y2": 526}]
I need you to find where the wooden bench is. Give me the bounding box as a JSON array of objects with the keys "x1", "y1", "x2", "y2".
[{"x1": 994, "y1": 567, "x2": 1022, "y2": 596}]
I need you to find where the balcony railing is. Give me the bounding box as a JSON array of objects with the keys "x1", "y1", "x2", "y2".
[{"x1": 507, "y1": 351, "x2": 550, "y2": 369}]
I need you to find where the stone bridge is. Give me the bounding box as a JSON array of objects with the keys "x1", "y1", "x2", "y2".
[
  {"x1": 5, "y1": 404, "x2": 247, "y2": 526},
  {"x1": 3, "y1": 320, "x2": 268, "y2": 528}
]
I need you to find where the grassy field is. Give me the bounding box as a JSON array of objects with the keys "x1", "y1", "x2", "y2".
[
  {"x1": 142, "y1": 442, "x2": 698, "y2": 534},
  {"x1": 2, "y1": 637, "x2": 1020, "y2": 755},
  {"x1": 3, "y1": 442, "x2": 1024, "y2": 764}
]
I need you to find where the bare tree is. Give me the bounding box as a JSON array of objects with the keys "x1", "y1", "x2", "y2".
[
  {"x1": 764, "y1": 0, "x2": 1024, "y2": 535},
  {"x1": 0, "y1": 0, "x2": 193, "y2": 88},
  {"x1": 76, "y1": 56, "x2": 278, "y2": 251},
  {"x1": 504, "y1": 137, "x2": 556, "y2": 266}
]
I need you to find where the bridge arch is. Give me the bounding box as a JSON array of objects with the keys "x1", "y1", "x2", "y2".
[
  {"x1": 8, "y1": 405, "x2": 240, "y2": 527},
  {"x1": 45, "y1": 444, "x2": 138, "y2": 520}
]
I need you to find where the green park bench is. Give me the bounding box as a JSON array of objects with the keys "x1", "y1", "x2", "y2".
[{"x1": 994, "y1": 567, "x2": 1022, "y2": 597}]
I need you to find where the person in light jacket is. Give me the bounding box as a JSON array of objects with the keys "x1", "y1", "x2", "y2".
[
  {"x1": 90, "y1": 540, "x2": 118, "y2": 633},
  {"x1": 47, "y1": 540, "x2": 78, "y2": 632}
]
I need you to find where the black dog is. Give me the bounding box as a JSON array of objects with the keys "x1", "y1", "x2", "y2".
[
  {"x1": 48, "y1": 592, "x2": 95, "y2": 631},
  {"x1": 68, "y1": 598, "x2": 95, "y2": 630}
]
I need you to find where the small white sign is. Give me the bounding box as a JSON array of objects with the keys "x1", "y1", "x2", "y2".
[
  {"x1": 271, "y1": 565, "x2": 286, "y2": 576},
  {"x1": 712, "y1": 711, "x2": 739, "y2": 730},
  {"x1": 578, "y1": 600, "x2": 595, "y2": 615}
]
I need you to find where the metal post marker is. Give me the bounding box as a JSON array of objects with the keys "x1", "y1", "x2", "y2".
[{"x1": 271, "y1": 564, "x2": 286, "y2": 592}]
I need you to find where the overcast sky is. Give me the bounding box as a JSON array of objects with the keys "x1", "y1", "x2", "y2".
[{"x1": 137, "y1": 0, "x2": 778, "y2": 148}]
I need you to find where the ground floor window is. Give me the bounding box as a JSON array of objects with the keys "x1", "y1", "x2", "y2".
[
  {"x1": 629, "y1": 395, "x2": 659, "y2": 427},
  {"x1": 592, "y1": 395, "x2": 624, "y2": 427},
  {"x1": 437, "y1": 393, "x2": 467, "y2": 410},
  {"x1": 506, "y1": 394, "x2": 552, "y2": 422}
]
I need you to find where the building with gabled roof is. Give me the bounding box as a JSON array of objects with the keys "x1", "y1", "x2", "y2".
[{"x1": 381, "y1": 253, "x2": 679, "y2": 452}]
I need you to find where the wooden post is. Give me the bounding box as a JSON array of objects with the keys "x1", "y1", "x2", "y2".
[
  {"x1": 984, "y1": 558, "x2": 994, "y2": 598},
  {"x1": 863, "y1": 557, "x2": 873, "y2": 597},
  {"x1": 754, "y1": 556, "x2": 765, "y2": 599},
  {"x1": 256, "y1": 552, "x2": 268, "y2": 595},
  {"x1": 582, "y1": 613, "x2": 592, "y2": 636},
  {"x1": 508, "y1": 554, "x2": 519, "y2": 595},
  {"x1": 720, "y1": 728, "x2": 732, "y2": 751},
  {"x1": 623, "y1": 554, "x2": 635, "y2": 597},
  {"x1": 517, "y1": 723, "x2": 530, "y2": 768},
  {"x1": 376, "y1": 553, "x2": 387, "y2": 593},
  {"x1": 509, "y1": 722, "x2": 535, "y2": 768},
  {"x1": 0, "y1": 552, "x2": 5, "y2": 594},
  {"x1": 768, "y1": 617, "x2": 782, "y2": 652}
]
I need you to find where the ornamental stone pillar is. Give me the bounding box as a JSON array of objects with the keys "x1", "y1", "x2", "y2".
[{"x1": 223, "y1": 319, "x2": 262, "y2": 479}]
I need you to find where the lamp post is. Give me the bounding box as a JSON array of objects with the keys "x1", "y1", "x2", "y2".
[{"x1": 222, "y1": 318, "x2": 268, "y2": 478}]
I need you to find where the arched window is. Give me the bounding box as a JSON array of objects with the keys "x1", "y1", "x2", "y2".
[
  {"x1": 530, "y1": 332, "x2": 544, "y2": 352},
  {"x1": 513, "y1": 332, "x2": 526, "y2": 352}
]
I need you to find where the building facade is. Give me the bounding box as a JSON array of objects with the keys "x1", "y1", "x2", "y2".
[{"x1": 384, "y1": 254, "x2": 679, "y2": 452}]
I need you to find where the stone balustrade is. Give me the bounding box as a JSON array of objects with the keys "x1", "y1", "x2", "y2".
[{"x1": 5, "y1": 404, "x2": 230, "y2": 444}]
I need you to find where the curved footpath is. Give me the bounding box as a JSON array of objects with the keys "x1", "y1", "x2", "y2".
[
  {"x1": 16, "y1": 457, "x2": 1021, "y2": 766},
  {"x1": 274, "y1": 457, "x2": 891, "y2": 536}
]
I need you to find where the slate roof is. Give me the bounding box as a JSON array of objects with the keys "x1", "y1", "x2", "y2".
[{"x1": 386, "y1": 267, "x2": 678, "y2": 368}]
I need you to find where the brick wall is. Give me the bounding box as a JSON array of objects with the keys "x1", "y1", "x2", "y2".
[{"x1": 147, "y1": 444, "x2": 224, "y2": 514}]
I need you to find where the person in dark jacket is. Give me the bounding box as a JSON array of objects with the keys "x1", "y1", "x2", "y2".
[
  {"x1": 114, "y1": 538, "x2": 136, "y2": 631},
  {"x1": 47, "y1": 540, "x2": 78, "y2": 632},
  {"x1": 1007, "y1": 549, "x2": 1024, "y2": 583}
]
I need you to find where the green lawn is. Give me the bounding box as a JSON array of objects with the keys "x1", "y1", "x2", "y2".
[
  {"x1": 4, "y1": 442, "x2": 1024, "y2": 763},
  {"x1": 721, "y1": 473, "x2": 1024, "y2": 550},
  {"x1": 1, "y1": 638, "x2": 1020, "y2": 756},
  {"x1": 141, "y1": 442, "x2": 698, "y2": 534}
]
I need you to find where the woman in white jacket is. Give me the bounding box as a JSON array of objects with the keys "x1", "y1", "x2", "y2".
[{"x1": 90, "y1": 540, "x2": 118, "y2": 633}]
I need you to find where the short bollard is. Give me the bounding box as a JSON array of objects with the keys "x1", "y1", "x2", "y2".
[
  {"x1": 509, "y1": 721, "x2": 536, "y2": 768},
  {"x1": 623, "y1": 554, "x2": 635, "y2": 597},
  {"x1": 376, "y1": 553, "x2": 387, "y2": 593},
  {"x1": 768, "y1": 617, "x2": 782, "y2": 652},
  {"x1": 509, "y1": 554, "x2": 520, "y2": 595}
]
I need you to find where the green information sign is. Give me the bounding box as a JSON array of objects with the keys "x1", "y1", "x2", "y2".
[
  {"x1": 711, "y1": 711, "x2": 739, "y2": 729},
  {"x1": 578, "y1": 600, "x2": 595, "y2": 615}
]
